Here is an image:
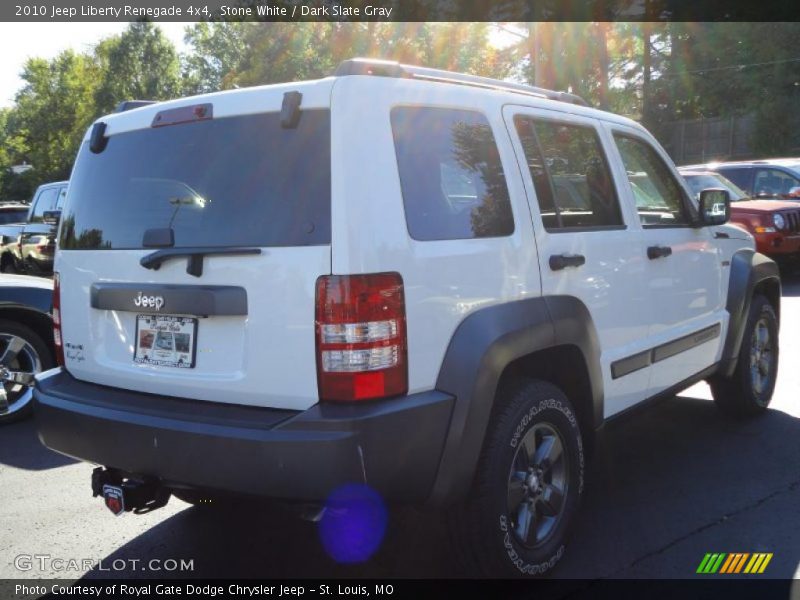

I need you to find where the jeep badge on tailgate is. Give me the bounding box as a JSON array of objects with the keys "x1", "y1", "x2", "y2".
[{"x1": 133, "y1": 292, "x2": 164, "y2": 311}]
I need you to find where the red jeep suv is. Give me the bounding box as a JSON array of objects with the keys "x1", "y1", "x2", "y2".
[{"x1": 680, "y1": 169, "x2": 800, "y2": 259}]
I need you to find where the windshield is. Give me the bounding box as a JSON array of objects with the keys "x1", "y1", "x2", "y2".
[
  {"x1": 682, "y1": 173, "x2": 748, "y2": 201},
  {"x1": 61, "y1": 110, "x2": 331, "y2": 250}
]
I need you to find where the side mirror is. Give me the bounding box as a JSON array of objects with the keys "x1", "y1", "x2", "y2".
[
  {"x1": 43, "y1": 210, "x2": 61, "y2": 226},
  {"x1": 788, "y1": 186, "x2": 800, "y2": 199},
  {"x1": 698, "y1": 188, "x2": 730, "y2": 226}
]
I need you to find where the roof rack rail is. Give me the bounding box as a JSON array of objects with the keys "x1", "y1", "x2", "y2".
[
  {"x1": 333, "y1": 58, "x2": 589, "y2": 107},
  {"x1": 115, "y1": 100, "x2": 157, "y2": 113}
]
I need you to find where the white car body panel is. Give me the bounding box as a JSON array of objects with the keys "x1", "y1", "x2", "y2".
[{"x1": 56, "y1": 73, "x2": 755, "y2": 416}]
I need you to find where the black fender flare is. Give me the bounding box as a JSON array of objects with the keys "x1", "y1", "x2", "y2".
[
  {"x1": 719, "y1": 249, "x2": 780, "y2": 378},
  {"x1": 428, "y1": 295, "x2": 603, "y2": 506}
]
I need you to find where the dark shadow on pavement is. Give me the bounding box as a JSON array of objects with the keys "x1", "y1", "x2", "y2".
[
  {"x1": 80, "y1": 394, "x2": 800, "y2": 579},
  {"x1": 560, "y1": 395, "x2": 800, "y2": 579},
  {"x1": 780, "y1": 267, "x2": 800, "y2": 297},
  {"x1": 0, "y1": 418, "x2": 76, "y2": 471},
  {"x1": 83, "y1": 500, "x2": 457, "y2": 579}
]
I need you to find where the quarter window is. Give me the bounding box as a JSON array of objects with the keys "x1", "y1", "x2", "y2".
[
  {"x1": 514, "y1": 117, "x2": 623, "y2": 231},
  {"x1": 613, "y1": 134, "x2": 690, "y2": 227},
  {"x1": 391, "y1": 107, "x2": 514, "y2": 241}
]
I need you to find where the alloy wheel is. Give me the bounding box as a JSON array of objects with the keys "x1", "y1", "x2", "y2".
[{"x1": 0, "y1": 333, "x2": 42, "y2": 416}]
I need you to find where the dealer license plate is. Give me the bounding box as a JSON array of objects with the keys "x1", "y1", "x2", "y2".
[{"x1": 134, "y1": 314, "x2": 197, "y2": 368}]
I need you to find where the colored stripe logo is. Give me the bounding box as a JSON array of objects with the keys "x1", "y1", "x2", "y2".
[{"x1": 696, "y1": 553, "x2": 773, "y2": 574}]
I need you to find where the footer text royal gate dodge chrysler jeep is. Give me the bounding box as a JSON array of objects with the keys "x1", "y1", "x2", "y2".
[{"x1": 34, "y1": 59, "x2": 780, "y2": 577}]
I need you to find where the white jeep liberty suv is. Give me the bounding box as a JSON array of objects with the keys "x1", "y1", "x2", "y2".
[{"x1": 34, "y1": 59, "x2": 780, "y2": 577}]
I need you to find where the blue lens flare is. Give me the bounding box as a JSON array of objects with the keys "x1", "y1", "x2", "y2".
[{"x1": 318, "y1": 484, "x2": 388, "y2": 563}]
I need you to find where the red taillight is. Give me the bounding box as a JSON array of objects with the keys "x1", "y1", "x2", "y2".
[
  {"x1": 53, "y1": 272, "x2": 64, "y2": 366},
  {"x1": 315, "y1": 273, "x2": 408, "y2": 402}
]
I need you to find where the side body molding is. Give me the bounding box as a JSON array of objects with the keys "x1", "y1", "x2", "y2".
[
  {"x1": 429, "y1": 296, "x2": 603, "y2": 506},
  {"x1": 720, "y1": 249, "x2": 780, "y2": 378}
]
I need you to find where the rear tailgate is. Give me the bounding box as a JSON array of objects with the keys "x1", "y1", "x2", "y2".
[{"x1": 56, "y1": 81, "x2": 334, "y2": 411}]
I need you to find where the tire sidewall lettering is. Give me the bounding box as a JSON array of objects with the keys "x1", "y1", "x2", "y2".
[{"x1": 500, "y1": 395, "x2": 584, "y2": 575}]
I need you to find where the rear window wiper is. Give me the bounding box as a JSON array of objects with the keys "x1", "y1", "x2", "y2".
[{"x1": 141, "y1": 247, "x2": 262, "y2": 277}]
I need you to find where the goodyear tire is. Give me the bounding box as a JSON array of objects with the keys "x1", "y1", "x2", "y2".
[
  {"x1": 710, "y1": 295, "x2": 778, "y2": 417},
  {"x1": 449, "y1": 379, "x2": 584, "y2": 577}
]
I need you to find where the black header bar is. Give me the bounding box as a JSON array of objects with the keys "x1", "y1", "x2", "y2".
[{"x1": 3, "y1": 0, "x2": 800, "y2": 22}]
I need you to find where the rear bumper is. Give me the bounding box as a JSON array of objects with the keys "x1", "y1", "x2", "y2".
[{"x1": 33, "y1": 369, "x2": 454, "y2": 503}]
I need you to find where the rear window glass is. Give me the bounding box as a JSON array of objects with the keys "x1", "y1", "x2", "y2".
[
  {"x1": 61, "y1": 110, "x2": 331, "y2": 250},
  {"x1": 0, "y1": 209, "x2": 28, "y2": 225},
  {"x1": 390, "y1": 106, "x2": 514, "y2": 241}
]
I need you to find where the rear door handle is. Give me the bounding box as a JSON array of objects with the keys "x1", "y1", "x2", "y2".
[
  {"x1": 647, "y1": 245, "x2": 673, "y2": 260},
  {"x1": 549, "y1": 253, "x2": 586, "y2": 271}
]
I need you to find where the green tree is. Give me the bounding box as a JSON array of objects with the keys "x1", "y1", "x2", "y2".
[
  {"x1": 182, "y1": 22, "x2": 253, "y2": 94},
  {"x1": 183, "y1": 23, "x2": 509, "y2": 92},
  {"x1": 0, "y1": 107, "x2": 38, "y2": 200},
  {"x1": 645, "y1": 23, "x2": 800, "y2": 154},
  {"x1": 11, "y1": 50, "x2": 99, "y2": 186},
  {"x1": 94, "y1": 22, "x2": 182, "y2": 114}
]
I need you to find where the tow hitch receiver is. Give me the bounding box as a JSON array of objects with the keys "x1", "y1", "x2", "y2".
[
  {"x1": 92, "y1": 467, "x2": 170, "y2": 515},
  {"x1": 102, "y1": 484, "x2": 125, "y2": 515}
]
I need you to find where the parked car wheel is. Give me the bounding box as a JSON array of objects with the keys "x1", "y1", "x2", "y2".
[
  {"x1": 0, "y1": 319, "x2": 54, "y2": 424},
  {"x1": 448, "y1": 379, "x2": 584, "y2": 577},
  {"x1": 710, "y1": 295, "x2": 778, "y2": 417}
]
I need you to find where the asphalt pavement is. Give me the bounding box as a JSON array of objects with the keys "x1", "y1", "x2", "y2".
[{"x1": 1, "y1": 269, "x2": 799, "y2": 581}]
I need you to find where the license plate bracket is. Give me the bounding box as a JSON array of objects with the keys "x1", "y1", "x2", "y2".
[{"x1": 134, "y1": 314, "x2": 198, "y2": 368}]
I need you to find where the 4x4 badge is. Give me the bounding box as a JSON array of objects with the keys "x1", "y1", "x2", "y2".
[{"x1": 133, "y1": 292, "x2": 165, "y2": 311}]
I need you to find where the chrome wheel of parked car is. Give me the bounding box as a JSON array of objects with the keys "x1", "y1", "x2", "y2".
[{"x1": 0, "y1": 327, "x2": 47, "y2": 424}]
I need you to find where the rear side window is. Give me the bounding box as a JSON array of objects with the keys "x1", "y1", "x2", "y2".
[
  {"x1": 390, "y1": 106, "x2": 514, "y2": 241},
  {"x1": 30, "y1": 187, "x2": 59, "y2": 223},
  {"x1": 513, "y1": 117, "x2": 623, "y2": 231},
  {"x1": 61, "y1": 110, "x2": 331, "y2": 250}
]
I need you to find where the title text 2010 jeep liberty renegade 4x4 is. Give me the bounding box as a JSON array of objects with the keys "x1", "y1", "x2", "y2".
[{"x1": 34, "y1": 59, "x2": 780, "y2": 577}]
